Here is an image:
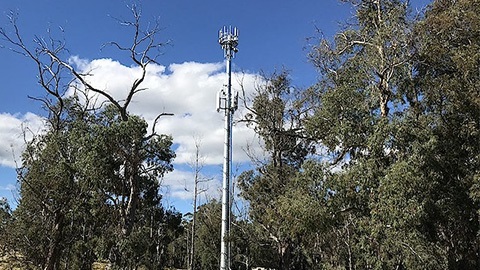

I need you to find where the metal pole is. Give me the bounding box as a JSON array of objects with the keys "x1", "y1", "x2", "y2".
[{"x1": 218, "y1": 26, "x2": 238, "y2": 270}]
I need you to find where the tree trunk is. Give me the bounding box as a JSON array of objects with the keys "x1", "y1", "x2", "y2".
[
  {"x1": 122, "y1": 149, "x2": 141, "y2": 237},
  {"x1": 123, "y1": 174, "x2": 139, "y2": 236},
  {"x1": 379, "y1": 74, "x2": 391, "y2": 118},
  {"x1": 278, "y1": 240, "x2": 292, "y2": 270},
  {"x1": 44, "y1": 210, "x2": 64, "y2": 270},
  {"x1": 189, "y1": 181, "x2": 197, "y2": 270}
]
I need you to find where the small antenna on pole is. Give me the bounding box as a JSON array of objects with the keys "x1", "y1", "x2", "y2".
[{"x1": 218, "y1": 25, "x2": 239, "y2": 270}]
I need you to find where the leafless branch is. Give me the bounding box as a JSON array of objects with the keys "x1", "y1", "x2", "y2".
[{"x1": 150, "y1": 112, "x2": 174, "y2": 135}]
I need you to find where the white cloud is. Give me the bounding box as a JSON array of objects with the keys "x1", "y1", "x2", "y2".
[
  {"x1": 160, "y1": 167, "x2": 222, "y2": 202},
  {"x1": 69, "y1": 58, "x2": 262, "y2": 164},
  {"x1": 0, "y1": 112, "x2": 45, "y2": 168},
  {"x1": 0, "y1": 58, "x2": 263, "y2": 207},
  {"x1": 67, "y1": 58, "x2": 263, "y2": 203},
  {"x1": 0, "y1": 183, "x2": 16, "y2": 191}
]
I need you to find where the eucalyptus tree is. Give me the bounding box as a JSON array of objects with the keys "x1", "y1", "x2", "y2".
[
  {"x1": 304, "y1": 0, "x2": 437, "y2": 268},
  {"x1": 0, "y1": 5, "x2": 177, "y2": 269},
  {"x1": 193, "y1": 200, "x2": 222, "y2": 270},
  {"x1": 0, "y1": 198, "x2": 11, "y2": 249},
  {"x1": 304, "y1": 0, "x2": 480, "y2": 268},
  {"x1": 411, "y1": 0, "x2": 480, "y2": 267},
  {"x1": 238, "y1": 71, "x2": 314, "y2": 269}
]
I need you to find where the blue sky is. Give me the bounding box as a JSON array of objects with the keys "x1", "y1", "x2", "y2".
[{"x1": 0, "y1": 0, "x2": 431, "y2": 213}]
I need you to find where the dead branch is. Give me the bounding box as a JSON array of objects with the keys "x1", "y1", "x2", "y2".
[{"x1": 150, "y1": 112, "x2": 174, "y2": 135}]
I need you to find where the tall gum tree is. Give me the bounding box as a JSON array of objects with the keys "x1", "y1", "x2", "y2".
[
  {"x1": 303, "y1": 0, "x2": 480, "y2": 268},
  {"x1": 304, "y1": 0, "x2": 435, "y2": 268},
  {"x1": 413, "y1": 0, "x2": 480, "y2": 267},
  {"x1": 238, "y1": 71, "x2": 314, "y2": 269},
  {"x1": 0, "y1": 5, "x2": 177, "y2": 269}
]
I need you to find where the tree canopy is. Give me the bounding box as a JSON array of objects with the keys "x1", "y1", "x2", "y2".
[{"x1": 1, "y1": 0, "x2": 479, "y2": 269}]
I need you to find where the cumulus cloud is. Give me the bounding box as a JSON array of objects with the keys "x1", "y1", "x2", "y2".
[
  {"x1": 68, "y1": 59, "x2": 260, "y2": 156},
  {"x1": 0, "y1": 58, "x2": 262, "y2": 210},
  {"x1": 160, "y1": 167, "x2": 222, "y2": 201},
  {"x1": 0, "y1": 113, "x2": 45, "y2": 168},
  {"x1": 67, "y1": 58, "x2": 262, "y2": 204},
  {"x1": 0, "y1": 57, "x2": 264, "y2": 210},
  {"x1": 0, "y1": 183, "x2": 16, "y2": 191}
]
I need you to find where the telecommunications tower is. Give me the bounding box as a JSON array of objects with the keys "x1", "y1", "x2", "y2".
[{"x1": 217, "y1": 26, "x2": 239, "y2": 270}]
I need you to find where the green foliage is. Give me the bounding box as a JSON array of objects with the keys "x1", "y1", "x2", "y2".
[
  {"x1": 0, "y1": 198, "x2": 11, "y2": 254},
  {"x1": 248, "y1": 71, "x2": 311, "y2": 168},
  {"x1": 411, "y1": 1, "x2": 480, "y2": 267},
  {"x1": 6, "y1": 97, "x2": 178, "y2": 269},
  {"x1": 169, "y1": 200, "x2": 223, "y2": 270},
  {"x1": 194, "y1": 201, "x2": 221, "y2": 270},
  {"x1": 239, "y1": 71, "x2": 316, "y2": 269},
  {"x1": 3, "y1": 0, "x2": 480, "y2": 269},
  {"x1": 237, "y1": 0, "x2": 480, "y2": 269},
  {"x1": 0, "y1": 5, "x2": 181, "y2": 268}
]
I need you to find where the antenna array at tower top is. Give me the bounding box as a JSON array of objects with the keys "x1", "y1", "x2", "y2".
[{"x1": 218, "y1": 26, "x2": 239, "y2": 57}]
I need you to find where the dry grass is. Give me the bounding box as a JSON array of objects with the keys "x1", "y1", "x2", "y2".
[
  {"x1": 0, "y1": 251, "x2": 31, "y2": 270},
  {"x1": 0, "y1": 256, "x2": 26, "y2": 270},
  {"x1": 0, "y1": 257, "x2": 110, "y2": 270},
  {"x1": 92, "y1": 262, "x2": 110, "y2": 270}
]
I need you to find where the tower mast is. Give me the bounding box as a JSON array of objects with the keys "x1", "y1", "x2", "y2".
[{"x1": 217, "y1": 26, "x2": 239, "y2": 270}]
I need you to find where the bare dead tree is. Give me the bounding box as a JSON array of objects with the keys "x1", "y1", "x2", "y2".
[{"x1": 186, "y1": 136, "x2": 212, "y2": 270}]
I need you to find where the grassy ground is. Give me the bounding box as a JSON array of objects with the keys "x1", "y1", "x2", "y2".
[
  {"x1": 0, "y1": 257, "x2": 110, "y2": 270},
  {"x1": 0, "y1": 262, "x2": 182, "y2": 270},
  {"x1": 0, "y1": 256, "x2": 26, "y2": 270},
  {"x1": 92, "y1": 262, "x2": 110, "y2": 270},
  {"x1": 0, "y1": 252, "x2": 30, "y2": 270}
]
